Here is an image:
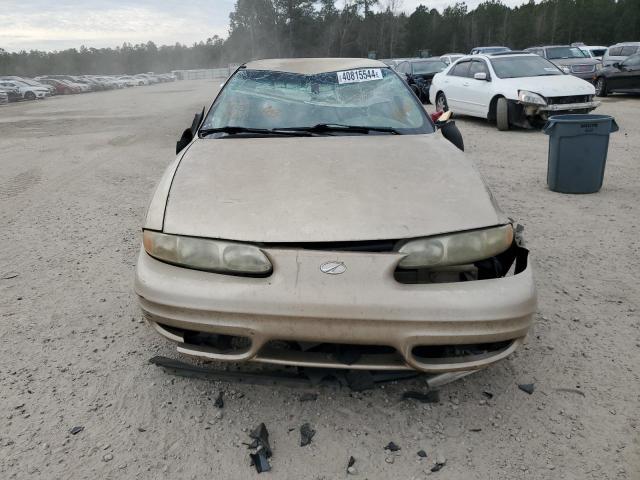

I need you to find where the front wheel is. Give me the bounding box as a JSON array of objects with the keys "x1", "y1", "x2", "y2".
[
  {"x1": 595, "y1": 77, "x2": 608, "y2": 97},
  {"x1": 24, "y1": 91, "x2": 36, "y2": 101},
  {"x1": 496, "y1": 97, "x2": 510, "y2": 131},
  {"x1": 435, "y1": 92, "x2": 448, "y2": 112}
]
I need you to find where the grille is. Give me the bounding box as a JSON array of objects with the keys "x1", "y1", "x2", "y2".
[
  {"x1": 546, "y1": 95, "x2": 592, "y2": 105},
  {"x1": 571, "y1": 64, "x2": 596, "y2": 74},
  {"x1": 267, "y1": 239, "x2": 396, "y2": 252}
]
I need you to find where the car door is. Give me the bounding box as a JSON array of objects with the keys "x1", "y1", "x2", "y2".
[
  {"x1": 442, "y1": 60, "x2": 472, "y2": 113},
  {"x1": 462, "y1": 60, "x2": 494, "y2": 116},
  {"x1": 616, "y1": 54, "x2": 640, "y2": 91}
]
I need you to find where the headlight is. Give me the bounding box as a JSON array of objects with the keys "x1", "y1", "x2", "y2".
[
  {"x1": 142, "y1": 230, "x2": 272, "y2": 275},
  {"x1": 396, "y1": 225, "x2": 514, "y2": 269},
  {"x1": 518, "y1": 90, "x2": 547, "y2": 106}
]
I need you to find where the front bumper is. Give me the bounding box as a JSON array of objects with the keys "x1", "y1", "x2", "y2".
[
  {"x1": 520, "y1": 100, "x2": 600, "y2": 118},
  {"x1": 135, "y1": 245, "x2": 537, "y2": 373}
]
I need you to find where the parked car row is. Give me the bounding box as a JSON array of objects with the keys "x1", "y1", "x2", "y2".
[
  {"x1": 428, "y1": 51, "x2": 599, "y2": 131},
  {"x1": 0, "y1": 72, "x2": 176, "y2": 105}
]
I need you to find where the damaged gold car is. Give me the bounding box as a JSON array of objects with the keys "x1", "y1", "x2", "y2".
[{"x1": 135, "y1": 58, "x2": 537, "y2": 378}]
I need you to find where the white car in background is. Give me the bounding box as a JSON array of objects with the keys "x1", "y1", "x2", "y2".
[
  {"x1": 0, "y1": 80, "x2": 49, "y2": 100},
  {"x1": 429, "y1": 52, "x2": 599, "y2": 130},
  {"x1": 440, "y1": 53, "x2": 465, "y2": 65},
  {"x1": 574, "y1": 44, "x2": 608, "y2": 60}
]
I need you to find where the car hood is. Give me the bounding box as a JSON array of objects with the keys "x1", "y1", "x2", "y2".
[
  {"x1": 500, "y1": 74, "x2": 595, "y2": 96},
  {"x1": 162, "y1": 134, "x2": 506, "y2": 243}
]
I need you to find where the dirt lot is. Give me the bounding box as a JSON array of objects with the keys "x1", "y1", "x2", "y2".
[{"x1": 0, "y1": 81, "x2": 638, "y2": 480}]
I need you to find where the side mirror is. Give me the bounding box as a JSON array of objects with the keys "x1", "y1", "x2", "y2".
[
  {"x1": 474, "y1": 72, "x2": 488, "y2": 81},
  {"x1": 612, "y1": 62, "x2": 620, "y2": 69},
  {"x1": 440, "y1": 120, "x2": 464, "y2": 152},
  {"x1": 176, "y1": 107, "x2": 205, "y2": 154}
]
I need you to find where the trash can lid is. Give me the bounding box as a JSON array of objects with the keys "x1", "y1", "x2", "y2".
[{"x1": 547, "y1": 114, "x2": 614, "y2": 123}]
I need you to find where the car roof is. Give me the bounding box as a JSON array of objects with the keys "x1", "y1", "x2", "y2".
[
  {"x1": 529, "y1": 45, "x2": 583, "y2": 49},
  {"x1": 407, "y1": 57, "x2": 446, "y2": 62},
  {"x1": 463, "y1": 52, "x2": 536, "y2": 61},
  {"x1": 243, "y1": 58, "x2": 387, "y2": 75},
  {"x1": 609, "y1": 41, "x2": 640, "y2": 46}
]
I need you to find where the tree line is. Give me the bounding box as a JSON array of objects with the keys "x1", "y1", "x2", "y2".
[{"x1": 1, "y1": 0, "x2": 639, "y2": 77}]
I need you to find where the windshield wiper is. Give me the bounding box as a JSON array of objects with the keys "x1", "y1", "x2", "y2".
[
  {"x1": 277, "y1": 123, "x2": 401, "y2": 135},
  {"x1": 199, "y1": 126, "x2": 312, "y2": 137}
]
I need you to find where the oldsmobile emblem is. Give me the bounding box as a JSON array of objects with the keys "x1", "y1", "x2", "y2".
[{"x1": 320, "y1": 261, "x2": 347, "y2": 275}]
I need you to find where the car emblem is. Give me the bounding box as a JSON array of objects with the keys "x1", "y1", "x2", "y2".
[{"x1": 320, "y1": 261, "x2": 347, "y2": 275}]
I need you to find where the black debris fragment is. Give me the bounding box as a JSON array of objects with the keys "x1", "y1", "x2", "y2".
[
  {"x1": 246, "y1": 423, "x2": 272, "y2": 473},
  {"x1": 385, "y1": 441, "x2": 401, "y2": 452},
  {"x1": 402, "y1": 390, "x2": 440, "y2": 403},
  {"x1": 137, "y1": 427, "x2": 146, "y2": 432},
  {"x1": 346, "y1": 456, "x2": 356, "y2": 474},
  {"x1": 69, "y1": 426, "x2": 84, "y2": 435},
  {"x1": 214, "y1": 391, "x2": 224, "y2": 408},
  {"x1": 246, "y1": 423, "x2": 272, "y2": 456},
  {"x1": 431, "y1": 462, "x2": 445, "y2": 472},
  {"x1": 482, "y1": 391, "x2": 494, "y2": 399},
  {"x1": 417, "y1": 450, "x2": 428, "y2": 458},
  {"x1": 469, "y1": 428, "x2": 482, "y2": 432},
  {"x1": 250, "y1": 450, "x2": 271, "y2": 473},
  {"x1": 299, "y1": 392, "x2": 318, "y2": 402},
  {"x1": 300, "y1": 423, "x2": 316, "y2": 447},
  {"x1": 518, "y1": 383, "x2": 535, "y2": 395}
]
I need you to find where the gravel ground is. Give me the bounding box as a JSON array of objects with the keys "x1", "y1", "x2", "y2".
[{"x1": 0, "y1": 81, "x2": 638, "y2": 480}]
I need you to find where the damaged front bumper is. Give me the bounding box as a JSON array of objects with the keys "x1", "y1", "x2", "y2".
[
  {"x1": 135, "y1": 242, "x2": 536, "y2": 374},
  {"x1": 520, "y1": 100, "x2": 600, "y2": 116}
]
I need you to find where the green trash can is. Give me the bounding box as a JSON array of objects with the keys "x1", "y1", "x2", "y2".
[{"x1": 542, "y1": 114, "x2": 618, "y2": 194}]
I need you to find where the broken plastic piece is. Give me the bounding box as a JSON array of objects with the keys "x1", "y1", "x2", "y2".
[
  {"x1": 385, "y1": 441, "x2": 401, "y2": 452},
  {"x1": 417, "y1": 450, "x2": 427, "y2": 458},
  {"x1": 248, "y1": 423, "x2": 272, "y2": 457},
  {"x1": 250, "y1": 450, "x2": 271, "y2": 473},
  {"x1": 69, "y1": 426, "x2": 84, "y2": 435},
  {"x1": 300, "y1": 423, "x2": 316, "y2": 447},
  {"x1": 518, "y1": 383, "x2": 535, "y2": 395}
]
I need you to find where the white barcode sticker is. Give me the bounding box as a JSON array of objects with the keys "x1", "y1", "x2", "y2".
[{"x1": 337, "y1": 68, "x2": 383, "y2": 84}]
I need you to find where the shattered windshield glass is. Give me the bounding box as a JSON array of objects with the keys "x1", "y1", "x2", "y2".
[{"x1": 201, "y1": 67, "x2": 433, "y2": 135}]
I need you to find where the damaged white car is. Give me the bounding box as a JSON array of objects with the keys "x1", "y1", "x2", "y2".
[{"x1": 429, "y1": 52, "x2": 599, "y2": 130}]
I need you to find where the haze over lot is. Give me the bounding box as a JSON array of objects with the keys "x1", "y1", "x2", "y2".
[{"x1": 2, "y1": 0, "x2": 535, "y2": 52}]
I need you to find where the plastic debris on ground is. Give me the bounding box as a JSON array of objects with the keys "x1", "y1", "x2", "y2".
[
  {"x1": 245, "y1": 423, "x2": 272, "y2": 473},
  {"x1": 385, "y1": 441, "x2": 401, "y2": 452},
  {"x1": 518, "y1": 383, "x2": 535, "y2": 395},
  {"x1": 300, "y1": 423, "x2": 316, "y2": 447}
]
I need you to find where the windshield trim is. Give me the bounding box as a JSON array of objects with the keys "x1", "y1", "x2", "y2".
[{"x1": 199, "y1": 66, "x2": 434, "y2": 138}]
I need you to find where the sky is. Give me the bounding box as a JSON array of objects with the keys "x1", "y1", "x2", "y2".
[{"x1": 1, "y1": 0, "x2": 533, "y2": 52}]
